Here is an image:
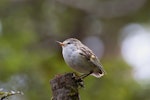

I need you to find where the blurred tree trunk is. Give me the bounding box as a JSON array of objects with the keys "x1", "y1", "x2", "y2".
[{"x1": 50, "y1": 73, "x2": 80, "y2": 100}]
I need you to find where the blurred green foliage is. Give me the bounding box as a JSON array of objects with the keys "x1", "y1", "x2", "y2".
[{"x1": 0, "y1": 0, "x2": 150, "y2": 100}]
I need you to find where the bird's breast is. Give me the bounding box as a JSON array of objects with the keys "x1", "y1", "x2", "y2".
[
  {"x1": 62, "y1": 46, "x2": 76, "y2": 65},
  {"x1": 62, "y1": 47, "x2": 92, "y2": 73}
]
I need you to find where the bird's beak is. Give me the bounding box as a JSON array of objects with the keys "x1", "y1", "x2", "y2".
[{"x1": 56, "y1": 41, "x2": 64, "y2": 46}]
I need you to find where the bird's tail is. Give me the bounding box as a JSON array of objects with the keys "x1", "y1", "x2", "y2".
[
  {"x1": 91, "y1": 68, "x2": 106, "y2": 78},
  {"x1": 91, "y1": 72, "x2": 104, "y2": 78}
]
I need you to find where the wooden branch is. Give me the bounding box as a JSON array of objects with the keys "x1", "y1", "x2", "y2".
[{"x1": 50, "y1": 73, "x2": 83, "y2": 100}]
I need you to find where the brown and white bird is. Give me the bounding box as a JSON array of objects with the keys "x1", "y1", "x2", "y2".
[{"x1": 57, "y1": 38, "x2": 106, "y2": 78}]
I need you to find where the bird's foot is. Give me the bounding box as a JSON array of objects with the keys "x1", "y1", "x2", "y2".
[{"x1": 72, "y1": 72, "x2": 84, "y2": 88}]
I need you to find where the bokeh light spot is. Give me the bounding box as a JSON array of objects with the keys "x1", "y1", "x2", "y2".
[{"x1": 120, "y1": 24, "x2": 150, "y2": 80}]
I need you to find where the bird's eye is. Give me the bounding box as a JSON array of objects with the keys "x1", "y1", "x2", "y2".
[{"x1": 67, "y1": 42, "x2": 71, "y2": 44}]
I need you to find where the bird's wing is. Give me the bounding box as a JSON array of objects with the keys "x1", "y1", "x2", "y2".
[
  {"x1": 79, "y1": 46, "x2": 106, "y2": 74},
  {"x1": 79, "y1": 46, "x2": 93, "y2": 61}
]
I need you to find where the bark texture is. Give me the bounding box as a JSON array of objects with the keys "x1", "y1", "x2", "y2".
[{"x1": 50, "y1": 73, "x2": 81, "y2": 100}]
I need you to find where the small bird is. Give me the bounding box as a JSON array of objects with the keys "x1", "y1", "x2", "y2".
[{"x1": 57, "y1": 38, "x2": 105, "y2": 78}]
